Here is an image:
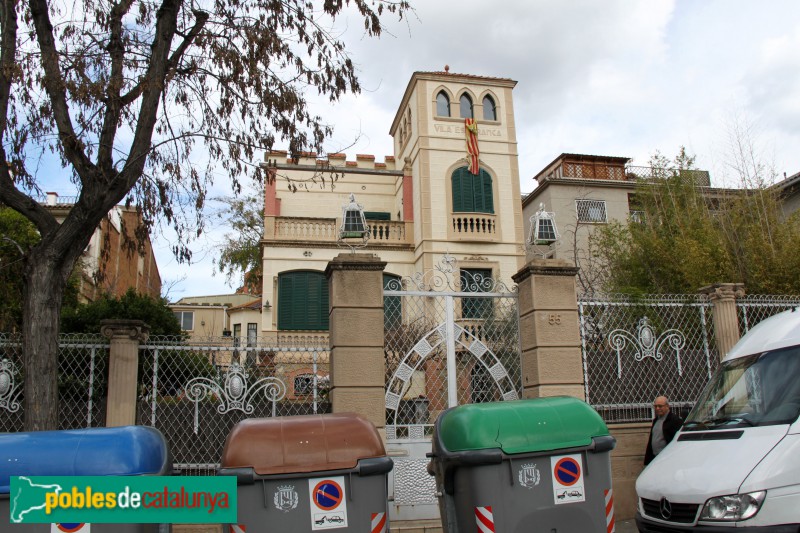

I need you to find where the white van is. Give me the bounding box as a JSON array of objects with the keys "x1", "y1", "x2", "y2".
[{"x1": 635, "y1": 307, "x2": 800, "y2": 532}]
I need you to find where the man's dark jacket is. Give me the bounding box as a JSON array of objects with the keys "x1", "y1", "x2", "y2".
[{"x1": 644, "y1": 411, "x2": 683, "y2": 465}]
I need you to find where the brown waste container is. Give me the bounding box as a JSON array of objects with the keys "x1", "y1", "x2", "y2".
[{"x1": 219, "y1": 413, "x2": 392, "y2": 532}]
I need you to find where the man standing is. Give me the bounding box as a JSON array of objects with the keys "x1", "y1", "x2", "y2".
[{"x1": 644, "y1": 396, "x2": 683, "y2": 465}]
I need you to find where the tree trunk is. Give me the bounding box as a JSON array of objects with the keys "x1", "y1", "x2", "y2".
[{"x1": 22, "y1": 249, "x2": 69, "y2": 431}]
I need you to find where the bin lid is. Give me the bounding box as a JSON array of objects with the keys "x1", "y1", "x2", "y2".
[
  {"x1": 437, "y1": 397, "x2": 609, "y2": 455},
  {"x1": 220, "y1": 413, "x2": 385, "y2": 476},
  {"x1": 0, "y1": 426, "x2": 169, "y2": 494}
]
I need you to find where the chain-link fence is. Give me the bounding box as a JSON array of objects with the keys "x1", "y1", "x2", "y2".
[
  {"x1": 0, "y1": 333, "x2": 109, "y2": 432},
  {"x1": 579, "y1": 294, "x2": 718, "y2": 423},
  {"x1": 737, "y1": 294, "x2": 800, "y2": 335},
  {"x1": 137, "y1": 335, "x2": 329, "y2": 475}
]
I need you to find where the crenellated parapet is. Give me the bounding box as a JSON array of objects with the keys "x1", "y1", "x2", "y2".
[{"x1": 266, "y1": 150, "x2": 397, "y2": 171}]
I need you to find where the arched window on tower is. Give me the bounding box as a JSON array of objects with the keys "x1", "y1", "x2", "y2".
[
  {"x1": 482, "y1": 95, "x2": 497, "y2": 121},
  {"x1": 459, "y1": 93, "x2": 473, "y2": 119},
  {"x1": 436, "y1": 91, "x2": 451, "y2": 117}
]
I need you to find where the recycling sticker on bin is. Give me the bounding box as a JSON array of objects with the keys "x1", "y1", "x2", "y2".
[
  {"x1": 550, "y1": 454, "x2": 586, "y2": 505},
  {"x1": 308, "y1": 476, "x2": 349, "y2": 530}
]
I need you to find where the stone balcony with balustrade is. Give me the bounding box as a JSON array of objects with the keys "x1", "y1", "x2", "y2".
[
  {"x1": 449, "y1": 212, "x2": 498, "y2": 242},
  {"x1": 264, "y1": 216, "x2": 414, "y2": 250}
]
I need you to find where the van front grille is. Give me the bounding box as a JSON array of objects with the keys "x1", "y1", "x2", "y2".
[{"x1": 641, "y1": 498, "x2": 699, "y2": 524}]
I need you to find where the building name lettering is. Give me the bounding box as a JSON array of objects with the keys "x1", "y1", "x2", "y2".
[{"x1": 433, "y1": 124, "x2": 501, "y2": 137}]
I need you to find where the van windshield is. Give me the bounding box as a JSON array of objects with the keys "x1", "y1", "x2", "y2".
[{"x1": 684, "y1": 345, "x2": 800, "y2": 431}]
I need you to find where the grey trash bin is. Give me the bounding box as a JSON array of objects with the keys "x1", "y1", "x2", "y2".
[
  {"x1": 428, "y1": 397, "x2": 616, "y2": 533},
  {"x1": 218, "y1": 413, "x2": 393, "y2": 532},
  {"x1": 0, "y1": 426, "x2": 171, "y2": 532}
]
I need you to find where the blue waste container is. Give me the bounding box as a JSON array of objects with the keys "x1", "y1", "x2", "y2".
[{"x1": 0, "y1": 426, "x2": 171, "y2": 532}]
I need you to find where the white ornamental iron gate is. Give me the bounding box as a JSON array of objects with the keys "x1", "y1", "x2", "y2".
[{"x1": 382, "y1": 254, "x2": 522, "y2": 521}]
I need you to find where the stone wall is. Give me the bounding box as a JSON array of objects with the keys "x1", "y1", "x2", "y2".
[{"x1": 609, "y1": 422, "x2": 650, "y2": 520}]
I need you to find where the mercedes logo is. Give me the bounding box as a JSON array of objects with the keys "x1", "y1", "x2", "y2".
[{"x1": 659, "y1": 497, "x2": 673, "y2": 520}]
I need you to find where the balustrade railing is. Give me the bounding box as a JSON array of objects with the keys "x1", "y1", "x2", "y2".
[
  {"x1": 271, "y1": 217, "x2": 410, "y2": 244},
  {"x1": 625, "y1": 166, "x2": 710, "y2": 185},
  {"x1": 451, "y1": 213, "x2": 497, "y2": 240},
  {"x1": 275, "y1": 217, "x2": 337, "y2": 241}
]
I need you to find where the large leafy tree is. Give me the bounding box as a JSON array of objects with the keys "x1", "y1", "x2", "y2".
[
  {"x1": 0, "y1": 206, "x2": 79, "y2": 330},
  {"x1": 61, "y1": 288, "x2": 182, "y2": 336},
  {"x1": 213, "y1": 191, "x2": 264, "y2": 294},
  {"x1": 0, "y1": 0, "x2": 409, "y2": 430},
  {"x1": 594, "y1": 147, "x2": 800, "y2": 294},
  {"x1": 0, "y1": 207, "x2": 40, "y2": 331}
]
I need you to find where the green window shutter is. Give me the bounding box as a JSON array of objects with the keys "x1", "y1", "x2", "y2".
[
  {"x1": 304, "y1": 272, "x2": 329, "y2": 331},
  {"x1": 472, "y1": 172, "x2": 483, "y2": 212},
  {"x1": 452, "y1": 169, "x2": 463, "y2": 212},
  {"x1": 453, "y1": 167, "x2": 493, "y2": 213},
  {"x1": 278, "y1": 271, "x2": 329, "y2": 331},
  {"x1": 482, "y1": 171, "x2": 494, "y2": 214},
  {"x1": 305, "y1": 273, "x2": 321, "y2": 329},
  {"x1": 278, "y1": 274, "x2": 293, "y2": 329},
  {"x1": 292, "y1": 272, "x2": 310, "y2": 329},
  {"x1": 463, "y1": 172, "x2": 475, "y2": 212},
  {"x1": 454, "y1": 167, "x2": 475, "y2": 213}
]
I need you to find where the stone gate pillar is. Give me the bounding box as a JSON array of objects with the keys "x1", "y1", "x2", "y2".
[
  {"x1": 512, "y1": 259, "x2": 584, "y2": 399},
  {"x1": 101, "y1": 319, "x2": 149, "y2": 427},
  {"x1": 325, "y1": 253, "x2": 387, "y2": 431},
  {"x1": 699, "y1": 283, "x2": 745, "y2": 359}
]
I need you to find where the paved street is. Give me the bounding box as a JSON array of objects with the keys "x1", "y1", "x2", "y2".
[{"x1": 617, "y1": 518, "x2": 637, "y2": 532}]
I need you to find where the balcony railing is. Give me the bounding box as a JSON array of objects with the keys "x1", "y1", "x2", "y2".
[
  {"x1": 562, "y1": 162, "x2": 626, "y2": 181},
  {"x1": 275, "y1": 217, "x2": 337, "y2": 241},
  {"x1": 545, "y1": 162, "x2": 711, "y2": 186},
  {"x1": 625, "y1": 166, "x2": 711, "y2": 186},
  {"x1": 450, "y1": 213, "x2": 497, "y2": 241},
  {"x1": 270, "y1": 216, "x2": 411, "y2": 244}
]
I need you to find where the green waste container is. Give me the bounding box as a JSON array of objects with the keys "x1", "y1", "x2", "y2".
[
  {"x1": 428, "y1": 397, "x2": 616, "y2": 533},
  {"x1": 218, "y1": 413, "x2": 393, "y2": 532}
]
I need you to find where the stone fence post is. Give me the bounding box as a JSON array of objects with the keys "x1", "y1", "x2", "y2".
[
  {"x1": 101, "y1": 319, "x2": 149, "y2": 427},
  {"x1": 512, "y1": 259, "x2": 584, "y2": 399},
  {"x1": 699, "y1": 283, "x2": 745, "y2": 359},
  {"x1": 325, "y1": 254, "x2": 387, "y2": 433}
]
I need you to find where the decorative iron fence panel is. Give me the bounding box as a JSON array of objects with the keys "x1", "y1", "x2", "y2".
[
  {"x1": 0, "y1": 333, "x2": 23, "y2": 431},
  {"x1": 0, "y1": 333, "x2": 109, "y2": 432},
  {"x1": 579, "y1": 294, "x2": 718, "y2": 423},
  {"x1": 138, "y1": 335, "x2": 329, "y2": 475},
  {"x1": 737, "y1": 295, "x2": 800, "y2": 335}
]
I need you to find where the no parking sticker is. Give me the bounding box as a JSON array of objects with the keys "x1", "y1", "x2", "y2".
[
  {"x1": 550, "y1": 454, "x2": 586, "y2": 505},
  {"x1": 308, "y1": 476, "x2": 349, "y2": 530},
  {"x1": 52, "y1": 525, "x2": 90, "y2": 533}
]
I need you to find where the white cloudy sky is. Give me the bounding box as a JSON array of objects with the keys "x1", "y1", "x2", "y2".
[{"x1": 38, "y1": 0, "x2": 800, "y2": 299}]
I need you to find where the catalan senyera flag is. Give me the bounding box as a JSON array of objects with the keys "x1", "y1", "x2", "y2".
[{"x1": 465, "y1": 118, "x2": 479, "y2": 174}]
